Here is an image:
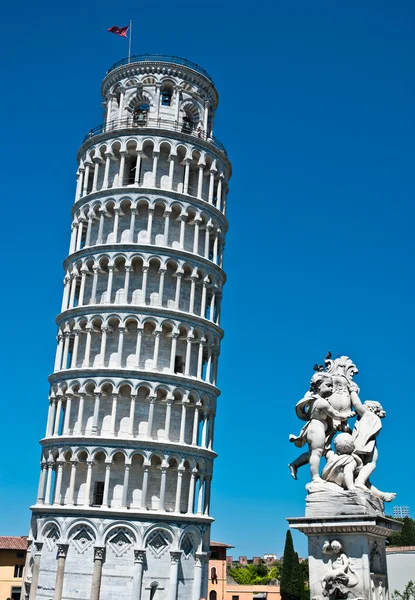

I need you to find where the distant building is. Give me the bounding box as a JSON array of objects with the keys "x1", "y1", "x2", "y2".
[
  {"x1": 0, "y1": 537, "x2": 27, "y2": 600},
  {"x1": 392, "y1": 506, "x2": 410, "y2": 518},
  {"x1": 208, "y1": 542, "x2": 280, "y2": 600},
  {"x1": 386, "y1": 546, "x2": 415, "y2": 593}
]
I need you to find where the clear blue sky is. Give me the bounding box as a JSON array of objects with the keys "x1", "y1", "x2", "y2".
[{"x1": 0, "y1": 0, "x2": 414, "y2": 559}]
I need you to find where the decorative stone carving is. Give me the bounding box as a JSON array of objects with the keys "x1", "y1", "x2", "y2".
[
  {"x1": 93, "y1": 546, "x2": 105, "y2": 561},
  {"x1": 57, "y1": 543, "x2": 69, "y2": 559},
  {"x1": 321, "y1": 540, "x2": 358, "y2": 599},
  {"x1": 289, "y1": 354, "x2": 395, "y2": 510},
  {"x1": 71, "y1": 525, "x2": 95, "y2": 554}
]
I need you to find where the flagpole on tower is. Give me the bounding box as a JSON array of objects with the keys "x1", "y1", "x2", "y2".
[{"x1": 128, "y1": 20, "x2": 132, "y2": 62}]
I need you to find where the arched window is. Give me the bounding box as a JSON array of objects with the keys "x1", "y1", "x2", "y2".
[
  {"x1": 211, "y1": 567, "x2": 218, "y2": 584},
  {"x1": 210, "y1": 591, "x2": 218, "y2": 600},
  {"x1": 133, "y1": 104, "x2": 149, "y2": 125}
]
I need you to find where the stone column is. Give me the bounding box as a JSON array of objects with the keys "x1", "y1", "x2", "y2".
[
  {"x1": 197, "y1": 164, "x2": 204, "y2": 199},
  {"x1": 112, "y1": 207, "x2": 120, "y2": 243},
  {"x1": 54, "y1": 335, "x2": 64, "y2": 371},
  {"x1": 187, "y1": 470, "x2": 196, "y2": 514},
  {"x1": 135, "y1": 328, "x2": 143, "y2": 367},
  {"x1": 179, "y1": 400, "x2": 188, "y2": 443},
  {"x1": 129, "y1": 208, "x2": 137, "y2": 241},
  {"x1": 164, "y1": 398, "x2": 173, "y2": 440},
  {"x1": 109, "y1": 394, "x2": 118, "y2": 436},
  {"x1": 146, "y1": 208, "x2": 154, "y2": 243},
  {"x1": 90, "y1": 546, "x2": 105, "y2": 600},
  {"x1": 174, "y1": 270, "x2": 183, "y2": 308},
  {"x1": 189, "y1": 276, "x2": 197, "y2": 313},
  {"x1": 92, "y1": 393, "x2": 101, "y2": 433},
  {"x1": 70, "y1": 331, "x2": 80, "y2": 368},
  {"x1": 103, "y1": 153, "x2": 111, "y2": 189},
  {"x1": 200, "y1": 281, "x2": 208, "y2": 317},
  {"x1": 163, "y1": 208, "x2": 171, "y2": 244},
  {"x1": 134, "y1": 154, "x2": 142, "y2": 185},
  {"x1": 128, "y1": 394, "x2": 136, "y2": 437},
  {"x1": 117, "y1": 326, "x2": 125, "y2": 367},
  {"x1": 169, "y1": 333, "x2": 179, "y2": 372},
  {"x1": 106, "y1": 267, "x2": 114, "y2": 303},
  {"x1": 159, "y1": 466, "x2": 167, "y2": 511},
  {"x1": 97, "y1": 209, "x2": 105, "y2": 245},
  {"x1": 90, "y1": 268, "x2": 99, "y2": 304},
  {"x1": 118, "y1": 151, "x2": 126, "y2": 186},
  {"x1": 141, "y1": 266, "x2": 149, "y2": 304},
  {"x1": 168, "y1": 155, "x2": 175, "y2": 190},
  {"x1": 46, "y1": 399, "x2": 56, "y2": 437},
  {"x1": 196, "y1": 475, "x2": 205, "y2": 514},
  {"x1": 102, "y1": 461, "x2": 111, "y2": 508},
  {"x1": 63, "y1": 394, "x2": 72, "y2": 434},
  {"x1": 152, "y1": 331, "x2": 161, "y2": 370},
  {"x1": 53, "y1": 543, "x2": 69, "y2": 600},
  {"x1": 67, "y1": 460, "x2": 78, "y2": 505},
  {"x1": 54, "y1": 396, "x2": 64, "y2": 432},
  {"x1": 84, "y1": 460, "x2": 93, "y2": 506},
  {"x1": 76, "y1": 393, "x2": 85, "y2": 434},
  {"x1": 174, "y1": 467, "x2": 184, "y2": 513},
  {"x1": 169, "y1": 551, "x2": 182, "y2": 600},
  {"x1": 193, "y1": 218, "x2": 201, "y2": 253},
  {"x1": 147, "y1": 396, "x2": 156, "y2": 437},
  {"x1": 131, "y1": 550, "x2": 146, "y2": 600},
  {"x1": 44, "y1": 461, "x2": 54, "y2": 505},
  {"x1": 183, "y1": 159, "x2": 190, "y2": 194},
  {"x1": 152, "y1": 153, "x2": 159, "y2": 187},
  {"x1": 36, "y1": 463, "x2": 47, "y2": 503},
  {"x1": 158, "y1": 268, "x2": 166, "y2": 306},
  {"x1": 85, "y1": 214, "x2": 94, "y2": 247},
  {"x1": 192, "y1": 553, "x2": 204, "y2": 600},
  {"x1": 185, "y1": 335, "x2": 193, "y2": 376},
  {"x1": 140, "y1": 465, "x2": 149, "y2": 509},
  {"x1": 28, "y1": 542, "x2": 43, "y2": 600},
  {"x1": 124, "y1": 265, "x2": 132, "y2": 303},
  {"x1": 83, "y1": 327, "x2": 93, "y2": 367},
  {"x1": 192, "y1": 405, "x2": 199, "y2": 445},
  {"x1": 122, "y1": 463, "x2": 130, "y2": 507},
  {"x1": 53, "y1": 460, "x2": 64, "y2": 505},
  {"x1": 179, "y1": 215, "x2": 186, "y2": 249}
]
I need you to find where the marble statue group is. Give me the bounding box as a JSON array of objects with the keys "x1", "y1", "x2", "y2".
[
  {"x1": 289, "y1": 353, "x2": 395, "y2": 503},
  {"x1": 287, "y1": 354, "x2": 399, "y2": 600}
]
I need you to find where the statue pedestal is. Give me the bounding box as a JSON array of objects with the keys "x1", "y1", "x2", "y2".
[{"x1": 288, "y1": 513, "x2": 401, "y2": 600}]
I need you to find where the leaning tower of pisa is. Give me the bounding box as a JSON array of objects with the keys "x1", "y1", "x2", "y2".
[{"x1": 25, "y1": 55, "x2": 231, "y2": 600}]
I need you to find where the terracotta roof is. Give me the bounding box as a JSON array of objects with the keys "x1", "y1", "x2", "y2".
[
  {"x1": 210, "y1": 541, "x2": 235, "y2": 548},
  {"x1": 386, "y1": 546, "x2": 415, "y2": 552},
  {"x1": 0, "y1": 536, "x2": 28, "y2": 550}
]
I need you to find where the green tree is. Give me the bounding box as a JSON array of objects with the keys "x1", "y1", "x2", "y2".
[
  {"x1": 281, "y1": 531, "x2": 305, "y2": 600},
  {"x1": 229, "y1": 564, "x2": 273, "y2": 585},
  {"x1": 388, "y1": 517, "x2": 415, "y2": 547},
  {"x1": 392, "y1": 581, "x2": 415, "y2": 600}
]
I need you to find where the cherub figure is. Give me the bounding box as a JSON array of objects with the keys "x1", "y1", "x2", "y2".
[
  {"x1": 289, "y1": 373, "x2": 355, "y2": 482},
  {"x1": 321, "y1": 433, "x2": 362, "y2": 491},
  {"x1": 349, "y1": 384, "x2": 396, "y2": 502}
]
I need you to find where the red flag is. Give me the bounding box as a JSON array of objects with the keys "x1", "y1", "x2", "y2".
[{"x1": 108, "y1": 25, "x2": 129, "y2": 37}]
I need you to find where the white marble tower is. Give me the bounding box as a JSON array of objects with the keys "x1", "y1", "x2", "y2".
[{"x1": 25, "y1": 55, "x2": 231, "y2": 600}]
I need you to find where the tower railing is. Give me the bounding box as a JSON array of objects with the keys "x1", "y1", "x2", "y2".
[
  {"x1": 106, "y1": 54, "x2": 214, "y2": 83},
  {"x1": 83, "y1": 118, "x2": 227, "y2": 155}
]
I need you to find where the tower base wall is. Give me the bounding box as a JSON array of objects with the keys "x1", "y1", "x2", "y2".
[{"x1": 25, "y1": 513, "x2": 210, "y2": 600}]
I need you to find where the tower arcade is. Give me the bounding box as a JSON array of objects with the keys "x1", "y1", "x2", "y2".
[{"x1": 25, "y1": 55, "x2": 231, "y2": 600}]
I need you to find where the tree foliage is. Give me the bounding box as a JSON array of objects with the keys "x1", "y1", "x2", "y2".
[
  {"x1": 388, "y1": 518, "x2": 415, "y2": 547},
  {"x1": 280, "y1": 531, "x2": 305, "y2": 600},
  {"x1": 393, "y1": 581, "x2": 415, "y2": 600},
  {"x1": 229, "y1": 562, "x2": 276, "y2": 585}
]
